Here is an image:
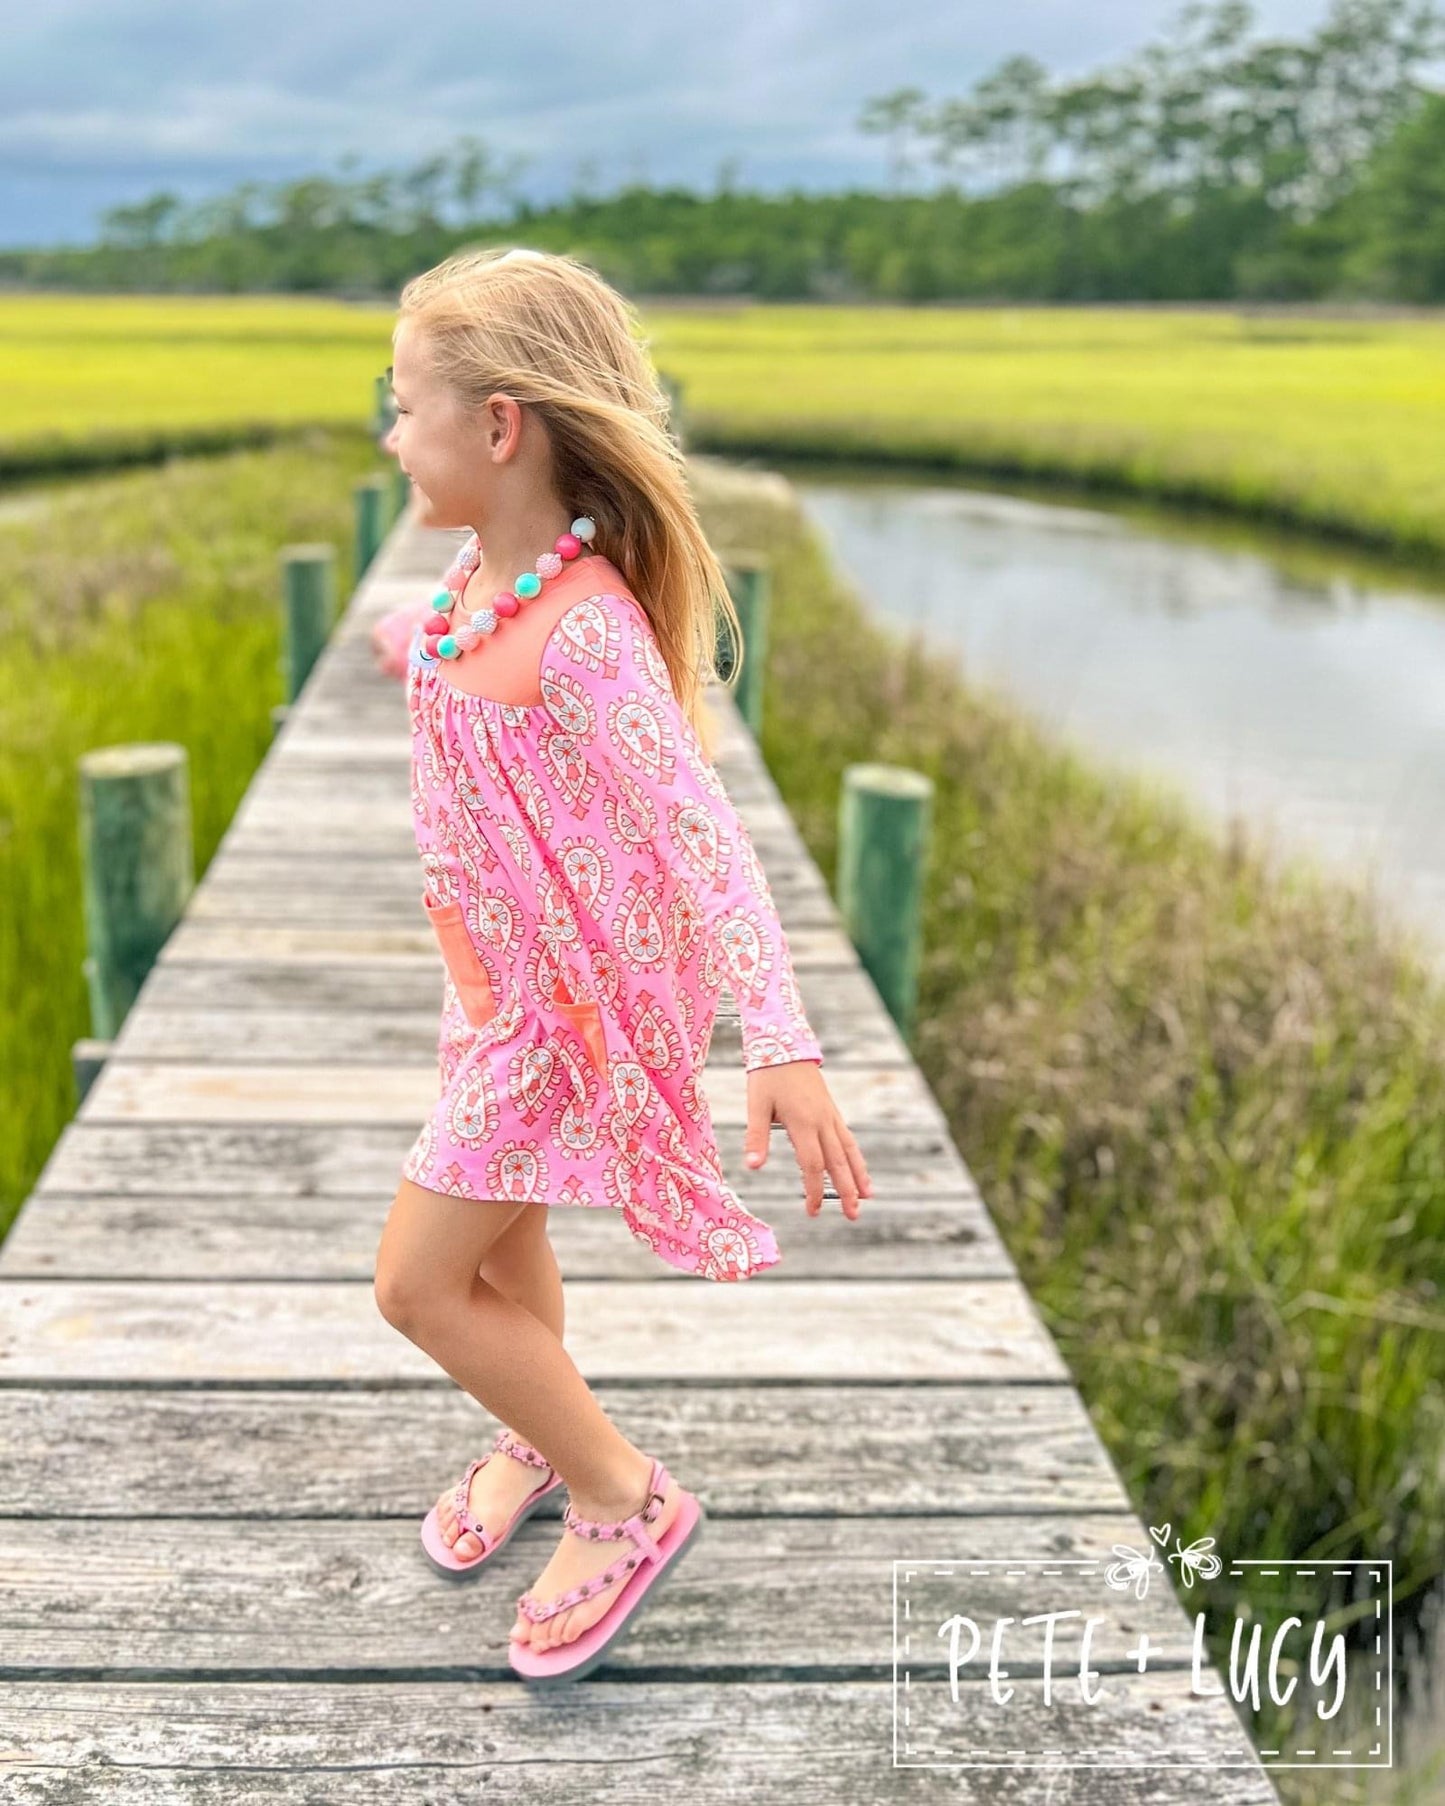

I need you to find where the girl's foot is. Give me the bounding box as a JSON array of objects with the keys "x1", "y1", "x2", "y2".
[
  {"x1": 435, "y1": 1442, "x2": 555, "y2": 1560},
  {"x1": 508, "y1": 1463, "x2": 683, "y2": 1653}
]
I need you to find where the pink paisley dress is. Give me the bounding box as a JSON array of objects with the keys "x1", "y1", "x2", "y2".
[{"x1": 390, "y1": 531, "x2": 823, "y2": 1282}]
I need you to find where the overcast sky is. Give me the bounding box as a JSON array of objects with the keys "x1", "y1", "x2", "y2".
[{"x1": 3, "y1": 0, "x2": 1352, "y2": 248}]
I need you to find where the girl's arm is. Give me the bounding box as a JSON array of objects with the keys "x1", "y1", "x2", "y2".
[{"x1": 540, "y1": 594, "x2": 824, "y2": 1074}]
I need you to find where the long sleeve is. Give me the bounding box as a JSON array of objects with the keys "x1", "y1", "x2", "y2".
[{"x1": 539, "y1": 592, "x2": 824, "y2": 1074}]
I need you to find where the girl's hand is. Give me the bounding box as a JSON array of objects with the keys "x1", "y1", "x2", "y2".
[{"x1": 743, "y1": 1063, "x2": 871, "y2": 1221}]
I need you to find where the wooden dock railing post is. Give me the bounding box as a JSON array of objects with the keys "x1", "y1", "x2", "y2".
[
  {"x1": 353, "y1": 474, "x2": 388, "y2": 580},
  {"x1": 73, "y1": 742, "x2": 193, "y2": 1095},
  {"x1": 371, "y1": 373, "x2": 396, "y2": 440},
  {"x1": 280, "y1": 544, "x2": 337, "y2": 706},
  {"x1": 390, "y1": 465, "x2": 411, "y2": 524},
  {"x1": 657, "y1": 369, "x2": 687, "y2": 449},
  {"x1": 721, "y1": 555, "x2": 771, "y2": 736},
  {"x1": 838, "y1": 763, "x2": 934, "y2": 1044}
]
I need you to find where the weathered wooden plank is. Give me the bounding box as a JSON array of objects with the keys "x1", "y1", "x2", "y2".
[
  {"x1": 185, "y1": 878, "x2": 836, "y2": 929},
  {"x1": 112, "y1": 1005, "x2": 451, "y2": 1063},
  {"x1": 157, "y1": 919, "x2": 857, "y2": 966},
  {"x1": 231, "y1": 761, "x2": 801, "y2": 826},
  {"x1": 0, "y1": 1677, "x2": 1282, "y2": 1803},
  {"x1": 27, "y1": 1120, "x2": 973, "y2": 1203},
  {"x1": 76, "y1": 1058, "x2": 943, "y2": 1133},
  {"x1": 0, "y1": 1384, "x2": 1120, "y2": 1516},
  {"x1": 0, "y1": 1513, "x2": 1190, "y2": 1675},
  {"x1": 0, "y1": 1278, "x2": 1068, "y2": 1383},
  {"x1": 107, "y1": 994, "x2": 893, "y2": 1065},
  {"x1": 0, "y1": 1192, "x2": 1011, "y2": 1281},
  {"x1": 111, "y1": 960, "x2": 900, "y2": 1060}
]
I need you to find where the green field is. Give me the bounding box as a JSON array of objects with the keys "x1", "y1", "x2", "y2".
[{"x1": 4, "y1": 294, "x2": 1445, "y2": 563}]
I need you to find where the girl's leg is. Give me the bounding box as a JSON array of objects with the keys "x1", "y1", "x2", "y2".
[
  {"x1": 374, "y1": 1176, "x2": 652, "y2": 1519},
  {"x1": 479, "y1": 1199, "x2": 564, "y2": 1341},
  {"x1": 375, "y1": 1177, "x2": 685, "y2": 1653},
  {"x1": 427, "y1": 1202, "x2": 567, "y2": 1556}
]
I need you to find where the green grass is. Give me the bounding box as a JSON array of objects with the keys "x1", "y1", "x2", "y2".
[
  {"x1": 0, "y1": 294, "x2": 389, "y2": 476},
  {"x1": 690, "y1": 455, "x2": 1445, "y2": 1803},
  {"x1": 6, "y1": 295, "x2": 1445, "y2": 569},
  {"x1": 0, "y1": 427, "x2": 384, "y2": 1229}
]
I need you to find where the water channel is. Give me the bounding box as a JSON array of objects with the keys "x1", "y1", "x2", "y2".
[{"x1": 785, "y1": 462, "x2": 1445, "y2": 974}]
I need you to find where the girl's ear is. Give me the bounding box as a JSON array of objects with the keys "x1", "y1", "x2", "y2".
[{"x1": 484, "y1": 394, "x2": 524, "y2": 458}]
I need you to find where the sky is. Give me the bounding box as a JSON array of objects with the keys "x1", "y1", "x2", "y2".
[{"x1": 1, "y1": 0, "x2": 1354, "y2": 249}]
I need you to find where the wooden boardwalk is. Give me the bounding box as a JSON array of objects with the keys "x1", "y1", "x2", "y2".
[{"x1": 0, "y1": 502, "x2": 1280, "y2": 1800}]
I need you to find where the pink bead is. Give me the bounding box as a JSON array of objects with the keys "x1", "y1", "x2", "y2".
[
  {"x1": 535, "y1": 551, "x2": 563, "y2": 580},
  {"x1": 454, "y1": 626, "x2": 481, "y2": 651},
  {"x1": 555, "y1": 533, "x2": 582, "y2": 560},
  {"x1": 424, "y1": 612, "x2": 451, "y2": 635},
  {"x1": 493, "y1": 591, "x2": 520, "y2": 618}
]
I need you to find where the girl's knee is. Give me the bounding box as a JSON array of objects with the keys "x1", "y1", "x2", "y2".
[{"x1": 373, "y1": 1256, "x2": 427, "y2": 1333}]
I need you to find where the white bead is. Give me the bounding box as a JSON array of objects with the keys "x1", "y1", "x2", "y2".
[
  {"x1": 535, "y1": 551, "x2": 563, "y2": 579},
  {"x1": 470, "y1": 609, "x2": 497, "y2": 636},
  {"x1": 571, "y1": 516, "x2": 596, "y2": 542}
]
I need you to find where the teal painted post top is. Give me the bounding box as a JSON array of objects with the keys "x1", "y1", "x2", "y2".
[
  {"x1": 722, "y1": 558, "x2": 771, "y2": 736},
  {"x1": 281, "y1": 544, "x2": 337, "y2": 704},
  {"x1": 838, "y1": 764, "x2": 934, "y2": 1045},
  {"x1": 77, "y1": 742, "x2": 193, "y2": 1042},
  {"x1": 354, "y1": 475, "x2": 388, "y2": 579}
]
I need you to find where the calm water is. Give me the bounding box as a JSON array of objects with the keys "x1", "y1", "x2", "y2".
[{"x1": 790, "y1": 467, "x2": 1445, "y2": 969}]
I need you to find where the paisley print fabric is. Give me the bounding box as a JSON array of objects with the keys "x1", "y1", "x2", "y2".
[{"x1": 395, "y1": 532, "x2": 823, "y2": 1281}]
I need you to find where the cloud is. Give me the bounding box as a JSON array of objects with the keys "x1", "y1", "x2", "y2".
[{"x1": 1, "y1": 0, "x2": 1348, "y2": 246}]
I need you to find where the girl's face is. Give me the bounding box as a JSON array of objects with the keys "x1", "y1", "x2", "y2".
[{"x1": 384, "y1": 322, "x2": 498, "y2": 530}]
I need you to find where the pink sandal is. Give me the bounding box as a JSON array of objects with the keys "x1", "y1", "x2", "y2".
[
  {"x1": 420, "y1": 1427, "x2": 564, "y2": 1577},
  {"x1": 507, "y1": 1453, "x2": 704, "y2": 1686}
]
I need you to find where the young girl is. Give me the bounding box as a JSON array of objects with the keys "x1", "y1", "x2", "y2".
[{"x1": 369, "y1": 245, "x2": 871, "y2": 1687}]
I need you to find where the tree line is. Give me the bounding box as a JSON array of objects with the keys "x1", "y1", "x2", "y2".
[{"x1": 3, "y1": 0, "x2": 1443, "y2": 304}]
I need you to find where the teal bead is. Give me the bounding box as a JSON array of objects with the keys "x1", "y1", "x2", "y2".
[
  {"x1": 515, "y1": 572, "x2": 542, "y2": 599},
  {"x1": 433, "y1": 589, "x2": 452, "y2": 608},
  {"x1": 438, "y1": 635, "x2": 460, "y2": 658}
]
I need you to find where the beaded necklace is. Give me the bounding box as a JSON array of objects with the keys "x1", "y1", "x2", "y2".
[{"x1": 412, "y1": 515, "x2": 597, "y2": 667}]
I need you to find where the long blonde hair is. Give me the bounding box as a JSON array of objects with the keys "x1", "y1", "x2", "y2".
[{"x1": 394, "y1": 245, "x2": 742, "y2": 757}]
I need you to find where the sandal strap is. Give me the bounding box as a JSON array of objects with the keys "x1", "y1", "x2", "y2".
[
  {"x1": 450, "y1": 1432, "x2": 552, "y2": 1549},
  {"x1": 516, "y1": 1457, "x2": 670, "y2": 1625},
  {"x1": 451, "y1": 1455, "x2": 493, "y2": 1548},
  {"x1": 493, "y1": 1427, "x2": 553, "y2": 1472}
]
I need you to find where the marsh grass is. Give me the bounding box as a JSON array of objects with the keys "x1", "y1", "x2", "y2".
[
  {"x1": 0, "y1": 427, "x2": 383, "y2": 1228},
  {"x1": 690, "y1": 452, "x2": 1445, "y2": 1805},
  {"x1": 6, "y1": 296, "x2": 1445, "y2": 567}
]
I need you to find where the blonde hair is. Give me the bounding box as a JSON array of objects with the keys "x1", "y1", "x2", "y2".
[{"x1": 394, "y1": 245, "x2": 743, "y2": 757}]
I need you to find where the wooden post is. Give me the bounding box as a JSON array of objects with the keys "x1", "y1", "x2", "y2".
[
  {"x1": 722, "y1": 556, "x2": 770, "y2": 736},
  {"x1": 280, "y1": 544, "x2": 336, "y2": 703},
  {"x1": 77, "y1": 742, "x2": 193, "y2": 1042},
  {"x1": 372, "y1": 373, "x2": 397, "y2": 440},
  {"x1": 838, "y1": 764, "x2": 934, "y2": 1045},
  {"x1": 354, "y1": 474, "x2": 387, "y2": 579},
  {"x1": 71, "y1": 1037, "x2": 112, "y2": 1107},
  {"x1": 390, "y1": 465, "x2": 411, "y2": 524},
  {"x1": 658, "y1": 370, "x2": 687, "y2": 449}
]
